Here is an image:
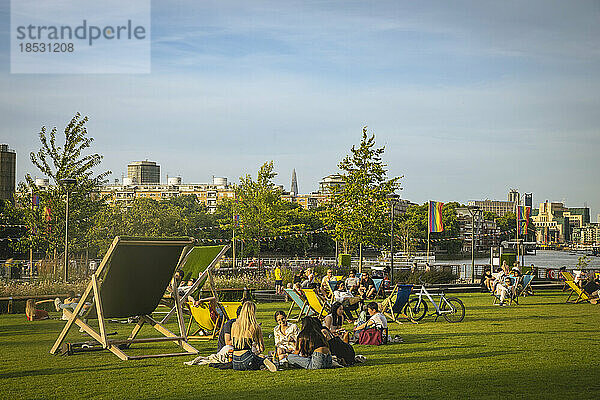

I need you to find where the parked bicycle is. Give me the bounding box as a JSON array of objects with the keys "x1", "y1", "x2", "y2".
[{"x1": 405, "y1": 280, "x2": 466, "y2": 323}]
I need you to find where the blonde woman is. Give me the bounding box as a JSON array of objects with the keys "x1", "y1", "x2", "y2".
[
  {"x1": 231, "y1": 301, "x2": 277, "y2": 372},
  {"x1": 25, "y1": 299, "x2": 49, "y2": 321}
]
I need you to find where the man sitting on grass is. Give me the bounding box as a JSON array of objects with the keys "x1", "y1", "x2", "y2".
[{"x1": 353, "y1": 302, "x2": 387, "y2": 337}]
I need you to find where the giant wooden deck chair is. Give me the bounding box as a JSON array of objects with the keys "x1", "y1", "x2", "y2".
[
  {"x1": 170, "y1": 245, "x2": 234, "y2": 340},
  {"x1": 160, "y1": 245, "x2": 230, "y2": 325},
  {"x1": 381, "y1": 284, "x2": 415, "y2": 324},
  {"x1": 50, "y1": 237, "x2": 198, "y2": 360},
  {"x1": 302, "y1": 288, "x2": 331, "y2": 318},
  {"x1": 284, "y1": 288, "x2": 313, "y2": 321},
  {"x1": 564, "y1": 280, "x2": 592, "y2": 304}
]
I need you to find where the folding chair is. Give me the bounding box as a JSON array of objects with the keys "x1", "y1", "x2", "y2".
[
  {"x1": 186, "y1": 300, "x2": 226, "y2": 340},
  {"x1": 564, "y1": 280, "x2": 592, "y2": 304},
  {"x1": 381, "y1": 284, "x2": 415, "y2": 324},
  {"x1": 284, "y1": 288, "x2": 314, "y2": 321},
  {"x1": 50, "y1": 236, "x2": 198, "y2": 360},
  {"x1": 492, "y1": 278, "x2": 518, "y2": 305},
  {"x1": 372, "y1": 278, "x2": 384, "y2": 298},
  {"x1": 161, "y1": 245, "x2": 231, "y2": 325},
  {"x1": 517, "y1": 274, "x2": 534, "y2": 297},
  {"x1": 302, "y1": 288, "x2": 331, "y2": 318}
]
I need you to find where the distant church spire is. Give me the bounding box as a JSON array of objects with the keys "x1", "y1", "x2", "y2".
[{"x1": 291, "y1": 169, "x2": 298, "y2": 196}]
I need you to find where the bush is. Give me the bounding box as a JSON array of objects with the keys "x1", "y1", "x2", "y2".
[{"x1": 394, "y1": 269, "x2": 457, "y2": 284}]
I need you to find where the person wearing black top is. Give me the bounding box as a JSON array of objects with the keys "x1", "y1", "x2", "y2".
[{"x1": 287, "y1": 317, "x2": 332, "y2": 369}]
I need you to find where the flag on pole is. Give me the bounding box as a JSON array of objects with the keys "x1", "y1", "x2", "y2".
[
  {"x1": 428, "y1": 201, "x2": 444, "y2": 233},
  {"x1": 517, "y1": 206, "x2": 531, "y2": 235}
]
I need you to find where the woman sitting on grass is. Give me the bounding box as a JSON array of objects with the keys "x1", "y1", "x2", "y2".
[
  {"x1": 25, "y1": 299, "x2": 49, "y2": 321},
  {"x1": 231, "y1": 301, "x2": 277, "y2": 372},
  {"x1": 288, "y1": 316, "x2": 332, "y2": 369},
  {"x1": 273, "y1": 310, "x2": 300, "y2": 364},
  {"x1": 323, "y1": 302, "x2": 351, "y2": 343}
]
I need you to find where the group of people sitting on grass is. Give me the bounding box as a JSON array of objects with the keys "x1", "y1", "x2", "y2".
[{"x1": 206, "y1": 299, "x2": 388, "y2": 371}]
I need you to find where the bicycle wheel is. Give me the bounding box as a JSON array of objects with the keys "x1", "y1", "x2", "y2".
[
  {"x1": 405, "y1": 297, "x2": 427, "y2": 321},
  {"x1": 441, "y1": 297, "x2": 465, "y2": 323}
]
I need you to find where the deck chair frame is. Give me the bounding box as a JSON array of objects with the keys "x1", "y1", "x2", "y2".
[
  {"x1": 564, "y1": 280, "x2": 592, "y2": 304},
  {"x1": 302, "y1": 288, "x2": 331, "y2": 318},
  {"x1": 284, "y1": 288, "x2": 313, "y2": 321},
  {"x1": 160, "y1": 244, "x2": 231, "y2": 325},
  {"x1": 50, "y1": 237, "x2": 198, "y2": 360},
  {"x1": 381, "y1": 284, "x2": 415, "y2": 324}
]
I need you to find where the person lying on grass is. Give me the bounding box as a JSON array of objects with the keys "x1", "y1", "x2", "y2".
[
  {"x1": 231, "y1": 301, "x2": 277, "y2": 372},
  {"x1": 287, "y1": 316, "x2": 332, "y2": 369}
]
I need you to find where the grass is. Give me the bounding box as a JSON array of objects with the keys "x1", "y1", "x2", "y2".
[{"x1": 1, "y1": 290, "x2": 599, "y2": 399}]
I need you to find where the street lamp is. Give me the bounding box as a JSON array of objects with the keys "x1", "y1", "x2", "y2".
[
  {"x1": 387, "y1": 193, "x2": 400, "y2": 285},
  {"x1": 465, "y1": 205, "x2": 482, "y2": 283},
  {"x1": 60, "y1": 178, "x2": 76, "y2": 282}
]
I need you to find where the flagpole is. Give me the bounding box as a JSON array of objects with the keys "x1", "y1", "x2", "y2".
[{"x1": 427, "y1": 201, "x2": 430, "y2": 264}]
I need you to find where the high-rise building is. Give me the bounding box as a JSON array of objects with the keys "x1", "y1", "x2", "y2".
[
  {"x1": 290, "y1": 169, "x2": 298, "y2": 196},
  {"x1": 508, "y1": 189, "x2": 519, "y2": 203},
  {"x1": 127, "y1": 161, "x2": 160, "y2": 184},
  {"x1": 0, "y1": 144, "x2": 16, "y2": 204}
]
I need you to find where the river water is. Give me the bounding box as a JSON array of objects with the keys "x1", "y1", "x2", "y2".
[{"x1": 469, "y1": 250, "x2": 600, "y2": 269}]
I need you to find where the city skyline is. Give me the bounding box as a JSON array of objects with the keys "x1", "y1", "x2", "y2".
[{"x1": 1, "y1": 1, "x2": 598, "y2": 217}]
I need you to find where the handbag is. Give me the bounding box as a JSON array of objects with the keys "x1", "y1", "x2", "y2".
[{"x1": 357, "y1": 327, "x2": 383, "y2": 346}]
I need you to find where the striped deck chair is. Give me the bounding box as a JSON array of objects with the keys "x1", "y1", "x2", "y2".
[
  {"x1": 50, "y1": 236, "x2": 198, "y2": 361},
  {"x1": 381, "y1": 284, "x2": 415, "y2": 324},
  {"x1": 302, "y1": 288, "x2": 331, "y2": 318},
  {"x1": 284, "y1": 288, "x2": 313, "y2": 321}
]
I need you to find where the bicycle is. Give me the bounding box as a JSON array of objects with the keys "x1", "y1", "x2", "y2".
[{"x1": 405, "y1": 280, "x2": 466, "y2": 323}]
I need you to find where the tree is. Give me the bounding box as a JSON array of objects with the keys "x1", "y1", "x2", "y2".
[
  {"x1": 322, "y1": 127, "x2": 401, "y2": 264},
  {"x1": 218, "y1": 161, "x2": 289, "y2": 261},
  {"x1": 15, "y1": 113, "x2": 110, "y2": 262},
  {"x1": 398, "y1": 202, "x2": 462, "y2": 255}
]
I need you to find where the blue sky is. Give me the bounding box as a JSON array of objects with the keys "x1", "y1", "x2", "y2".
[{"x1": 1, "y1": 0, "x2": 599, "y2": 218}]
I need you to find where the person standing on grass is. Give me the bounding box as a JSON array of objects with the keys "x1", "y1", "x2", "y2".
[
  {"x1": 231, "y1": 301, "x2": 277, "y2": 372},
  {"x1": 274, "y1": 262, "x2": 283, "y2": 295}
]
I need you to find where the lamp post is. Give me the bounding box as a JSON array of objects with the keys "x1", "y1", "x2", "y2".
[
  {"x1": 466, "y1": 205, "x2": 481, "y2": 283},
  {"x1": 387, "y1": 193, "x2": 400, "y2": 285},
  {"x1": 60, "y1": 178, "x2": 76, "y2": 282}
]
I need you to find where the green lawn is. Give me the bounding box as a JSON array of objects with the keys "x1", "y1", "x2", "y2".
[{"x1": 1, "y1": 291, "x2": 599, "y2": 399}]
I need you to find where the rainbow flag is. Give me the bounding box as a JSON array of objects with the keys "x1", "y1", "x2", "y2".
[
  {"x1": 517, "y1": 206, "x2": 531, "y2": 235},
  {"x1": 428, "y1": 201, "x2": 444, "y2": 233}
]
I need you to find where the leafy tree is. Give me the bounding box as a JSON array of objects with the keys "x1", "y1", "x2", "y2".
[
  {"x1": 321, "y1": 127, "x2": 401, "y2": 261},
  {"x1": 89, "y1": 195, "x2": 218, "y2": 255},
  {"x1": 14, "y1": 113, "x2": 110, "y2": 261},
  {"x1": 218, "y1": 161, "x2": 288, "y2": 260},
  {"x1": 398, "y1": 202, "x2": 462, "y2": 254}
]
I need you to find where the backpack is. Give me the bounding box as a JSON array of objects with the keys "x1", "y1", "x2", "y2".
[
  {"x1": 328, "y1": 336, "x2": 356, "y2": 366},
  {"x1": 357, "y1": 328, "x2": 383, "y2": 346}
]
